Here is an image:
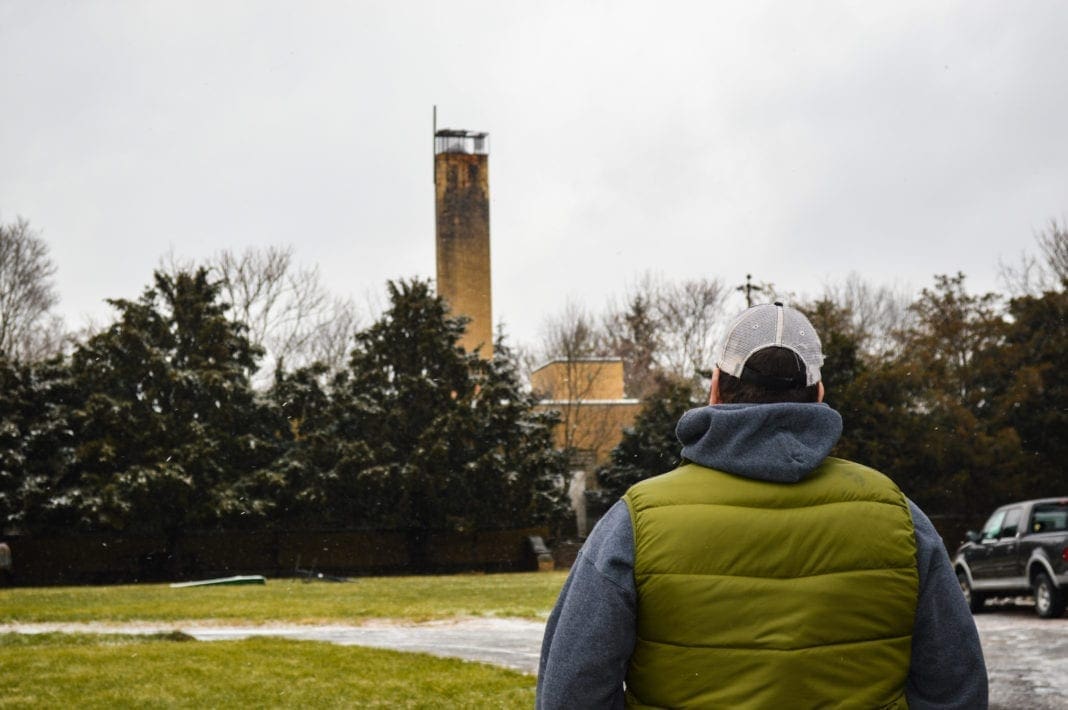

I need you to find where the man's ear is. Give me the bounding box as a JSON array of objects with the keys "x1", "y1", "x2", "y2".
[
  {"x1": 817, "y1": 381, "x2": 825, "y2": 403},
  {"x1": 709, "y1": 367, "x2": 721, "y2": 405}
]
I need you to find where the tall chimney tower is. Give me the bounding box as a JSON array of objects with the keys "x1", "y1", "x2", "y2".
[{"x1": 434, "y1": 128, "x2": 492, "y2": 358}]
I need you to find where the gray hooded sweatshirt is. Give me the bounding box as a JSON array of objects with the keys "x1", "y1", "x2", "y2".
[{"x1": 536, "y1": 402, "x2": 988, "y2": 709}]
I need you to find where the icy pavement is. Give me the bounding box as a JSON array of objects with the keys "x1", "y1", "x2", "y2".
[
  {"x1": 191, "y1": 618, "x2": 545, "y2": 673},
  {"x1": 4, "y1": 609, "x2": 1067, "y2": 707},
  {"x1": 0, "y1": 617, "x2": 546, "y2": 674},
  {"x1": 973, "y1": 608, "x2": 1068, "y2": 710}
]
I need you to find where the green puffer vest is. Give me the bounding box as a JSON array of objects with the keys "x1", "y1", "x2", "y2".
[{"x1": 622, "y1": 457, "x2": 918, "y2": 709}]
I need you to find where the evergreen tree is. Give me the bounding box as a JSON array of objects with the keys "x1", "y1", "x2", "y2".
[
  {"x1": 0, "y1": 356, "x2": 76, "y2": 531},
  {"x1": 264, "y1": 361, "x2": 333, "y2": 524},
  {"x1": 278, "y1": 279, "x2": 567, "y2": 547},
  {"x1": 798, "y1": 298, "x2": 865, "y2": 412},
  {"x1": 800, "y1": 288, "x2": 1027, "y2": 520},
  {"x1": 804, "y1": 275, "x2": 1028, "y2": 518},
  {"x1": 797, "y1": 298, "x2": 918, "y2": 481},
  {"x1": 594, "y1": 375, "x2": 699, "y2": 504},
  {"x1": 888, "y1": 274, "x2": 1025, "y2": 515},
  {"x1": 988, "y1": 288, "x2": 1068, "y2": 494},
  {"x1": 40, "y1": 269, "x2": 284, "y2": 535},
  {"x1": 606, "y1": 293, "x2": 662, "y2": 399}
]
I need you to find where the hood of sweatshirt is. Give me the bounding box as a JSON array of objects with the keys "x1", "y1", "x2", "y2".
[{"x1": 675, "y1": 403, "x2": 843, "y2": 483}]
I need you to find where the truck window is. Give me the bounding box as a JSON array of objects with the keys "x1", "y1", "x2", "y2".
[
  {"x1": 999, "y1": 507, "x2": 1021, "y2": 538},
  {"x1": 981, "y1": 510, "x2": 1006, "y2": 540},
  {"x1": 1030, "y1": 502, "x2": 1068, "y2": 533}
]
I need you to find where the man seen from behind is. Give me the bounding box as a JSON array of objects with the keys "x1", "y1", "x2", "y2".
[{"x1": 537, "y1": 301, "x2": 987, "y2": 709}]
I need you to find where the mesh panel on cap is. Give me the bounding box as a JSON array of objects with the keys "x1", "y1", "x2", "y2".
[{"x1": 717, "y1": 303, "x2": 824, "y2": 386}]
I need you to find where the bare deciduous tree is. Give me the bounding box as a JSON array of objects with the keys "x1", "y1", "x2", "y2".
[
  {"x1": 161, "y1": 245, "x2": 360, "y2": 385},
  {"x1": 651, "y1": 275, "x2": 729, "y2": 384},
  {"x1": 0, "y1": 217, "x2": 64, "y2": 362},
  {"x1": 605, "y1": 272, "x2": 729, "y2": 397},
  {"x1": 304, "y1": 295, "x2": 361, "y2": 375},
  {"x1": 535, "y1": 299, "x2": 604, "y2": 367},
  {"x1": 818, "y1": 272, "x2": 914, "y2": 357},
  {"x1": 1000, "y1": 219, "x2": 1068, "y2": 296},
  {"x1": 529, "y1": 300, "x2": 626, "y2": 459},
  {"x1": 531, "y1": 299, "x2": 604, "y2": 415}
]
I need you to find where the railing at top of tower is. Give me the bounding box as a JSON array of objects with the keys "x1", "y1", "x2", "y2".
[{"x1": 435, "y1": 129, "x2": 489, "y2": 155}]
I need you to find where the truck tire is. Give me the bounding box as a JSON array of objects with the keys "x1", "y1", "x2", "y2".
[
  {"x1": 957, "y1": 570, "x2": 986, "y2": 614},
  {"x1": 1033, "y1": 572, "x2": 1066, "y2": 619}
]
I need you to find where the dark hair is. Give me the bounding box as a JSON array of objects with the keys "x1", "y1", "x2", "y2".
[{"x1": 717, "y1": 346, "x2": 820, "y2": 404}]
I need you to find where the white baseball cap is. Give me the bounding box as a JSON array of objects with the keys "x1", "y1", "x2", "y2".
[{"x1": 716, "y1": 302, "x2": 824, "y2": 388}]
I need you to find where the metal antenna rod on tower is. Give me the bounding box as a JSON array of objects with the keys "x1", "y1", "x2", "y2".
[{"x1": 736, "y1": 274, "x2": 764, "y2": 308}]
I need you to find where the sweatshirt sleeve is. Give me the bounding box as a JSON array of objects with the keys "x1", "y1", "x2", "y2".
[
  {"x1": 905, "y1": 500, "x2": 989, "y2": 709},
  {"x1": 536, "y1": 500, "x2": 637, "y2": 710}
]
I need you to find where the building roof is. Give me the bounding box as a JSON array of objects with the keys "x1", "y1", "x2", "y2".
[
  {"x1": 435, "y1": 128, "x2": 488, "y2": 138},
  {"x1": 531, "y1": 356, "x2": 624, "y2": 372}
]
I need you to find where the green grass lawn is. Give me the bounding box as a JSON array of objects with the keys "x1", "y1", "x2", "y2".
[
  {"x1": 0, "y1": 572, "x2": 571, "y2": 708},
  {"x1": 0, "y1": 571, "x2": 569, "y2": 624},
  {"x1": 0, "y1": 633, "x2": 534, "y2": 709}
]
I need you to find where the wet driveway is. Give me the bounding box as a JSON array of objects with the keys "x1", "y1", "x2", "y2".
[
  {"x1": 1, "y1": 617, "x2": 545, "y2": 674},
  {"x1": 4, "y1": 608, "x2": 1065, "y2": 707}
]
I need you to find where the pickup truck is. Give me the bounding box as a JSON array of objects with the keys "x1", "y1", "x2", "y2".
[{"x1": 954, "y1": 498, "x2": 1068, "y2": 618}]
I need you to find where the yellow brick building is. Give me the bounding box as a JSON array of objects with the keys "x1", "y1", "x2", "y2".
[{"x1": 532, "y1": 358, "x2": 641, "y2": 536}]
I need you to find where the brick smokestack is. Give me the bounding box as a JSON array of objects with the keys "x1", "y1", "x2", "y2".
[{"x1": 434, "y1": 129, "x2": 492, "y2": 358}]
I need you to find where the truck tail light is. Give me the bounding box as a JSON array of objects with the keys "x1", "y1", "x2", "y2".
[{"x1": 1063, "y1": 548, "x2": 1068, "y2": 562}]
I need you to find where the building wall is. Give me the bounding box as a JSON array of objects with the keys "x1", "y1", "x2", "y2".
[
  {"x1": 534, "y1": 400, "x2": 642, "y2": 468},
  {"x1": 532, "y1": 358, "x2": 640, "y2": 470},
  {"x1": 435, "y1": 152, "x2": 493, "y2": 358},
  {"x1": 530, "y1": 359, "x2": 626, "y2": 401}
]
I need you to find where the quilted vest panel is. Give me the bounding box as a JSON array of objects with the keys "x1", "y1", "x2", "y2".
[{"x1": 622, "y1": 457, "x2": 917, "y2": 709}]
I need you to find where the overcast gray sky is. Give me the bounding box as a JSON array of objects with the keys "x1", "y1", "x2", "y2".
[{"x1": 2, "y1": 1, "x2": 1065, "y2": 348}]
